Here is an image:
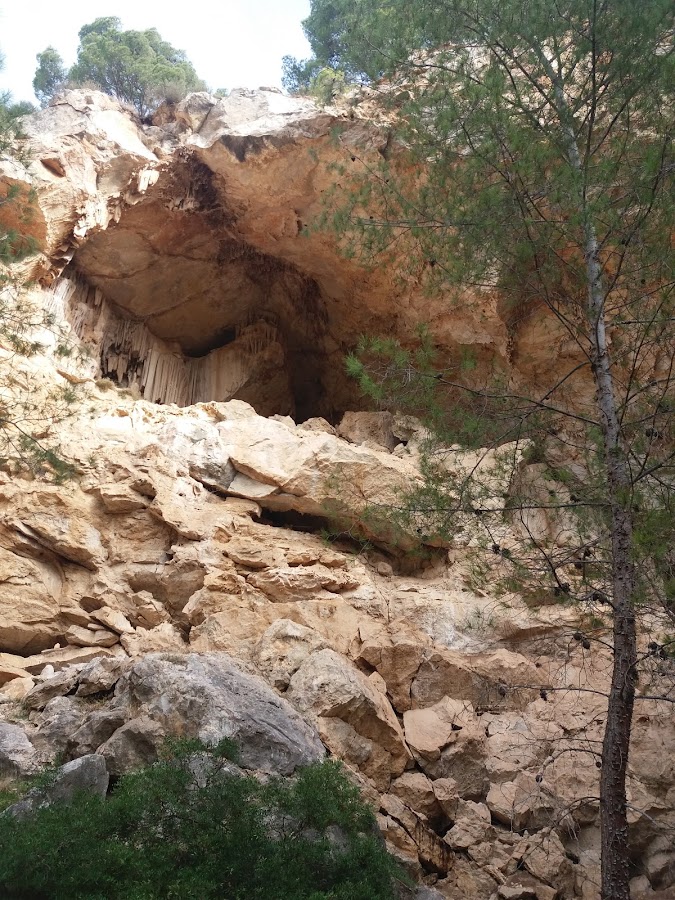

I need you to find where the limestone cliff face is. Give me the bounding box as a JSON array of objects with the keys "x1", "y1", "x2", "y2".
[
  {"x1": 4, "y1": 88, "x2": 516, "y2": 421},
  {"x1": 0, "y1": 91, "x2": 673, "y2": 900}
]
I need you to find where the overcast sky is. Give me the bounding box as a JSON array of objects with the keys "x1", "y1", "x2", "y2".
[{"x1": 0, "y1": 0, "x2": 312, "y2": 103}]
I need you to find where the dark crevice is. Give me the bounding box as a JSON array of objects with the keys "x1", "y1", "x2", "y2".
[
  {"x1": 184, "y1": 326, "x2": 237, "y2": 358},
  {"x1": 258, "y1": 509, "x2": 331, "y2": 534}
]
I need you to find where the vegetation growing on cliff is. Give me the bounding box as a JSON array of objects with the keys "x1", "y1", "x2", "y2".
[
  {"x1": 0, "y1": 743, "x2": 403, "y2": 900},
  {"x1": 295, "y1": 1, "x2": 675, "y2": 898},
  {"x1": 33, "y1": 18, "x2": 205, "y2": 117},
  {"x1": 1, "y1": 50, "x2": 76, "y2": 480}
]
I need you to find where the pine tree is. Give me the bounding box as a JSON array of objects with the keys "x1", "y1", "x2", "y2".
[
  {"x1": 303, "y1": 1, "x2": 675, "y2": 897},
  {"x1": 66, "y1": 17, "x2": 205, "y2": 118},
  {"x1": 32, "y1": 47, "x2": 67, "y2": 107}
]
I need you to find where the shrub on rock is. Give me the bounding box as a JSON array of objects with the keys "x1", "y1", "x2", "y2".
[{"x1": 0, "y1": 741, "x2": 403, "y2": 899}]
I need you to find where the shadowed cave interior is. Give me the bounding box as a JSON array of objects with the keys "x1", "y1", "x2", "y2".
[{"x1": 51, "y1": 159, "x2": 364, "y2": 423}]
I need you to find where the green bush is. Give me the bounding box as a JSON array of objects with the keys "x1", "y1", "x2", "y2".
[{"x1": 0, "y1": 742, "x2": 403, "y2": 899}]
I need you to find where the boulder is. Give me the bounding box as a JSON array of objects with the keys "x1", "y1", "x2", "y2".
[
  {"x1": 24, "y1": 667, "x2": 80, "y2": 710},
  {"x1": 111, "y1": 653, "x2": 325, "y2": 775},
  {"x1": 403, "y1": 697, "x2": 488, "y2": 799},
  {"x1": 379, "y1": 793, "x2": 451, "y2": 875},
  {"x1": 97, "y1": 716, "x2": 165, "y2": 776},
  {"x1": 5, "y1": 755, "x2": 109, "y2": 819},
  {"x1": 0, "y1": 723, "x2": 38, "y2": 778},
  {"x1": 287, "y1": 648, "x2": 410, "y2": 790},
  {"x1": 487, "y1": 773, "x2": 562, "y2": 832},
  {"x1": 507, "y1": 832, "x2": 575, "y2": 894},
  {"x1": 120, "y1": 623, "x2": 186, "y2": 655},
  {"x1": 30, "y1": 696, "x2": 87, "y2": 757},
  {"x1": 65, "y1": 624, "x2": 119, "y2": 648},
  {"x1": 644, "y1": 835, "x2": 675, "y2": 890},
  {"x1": 247, "y1": 564, "x2": 359, "y2": 603},
  {"x1": 253, "y1": 619, "x2": 329, "y2": 689},
  {"x1": 0, "y1": 546, "x2": 66, "y2": 654},
  {"x1": 91, "y1": 607, "x2": 135, "y2": 635},
  {"x1": 75, "y1": 656, "x2": 129, "y2": 696},
  {"x1": 0, "y1": 676, "x2": 35, "y2": 701},
  {"x1": 69, "y1": 709, "x2": 126, "y2": 757},
  {"x1": 443, "y1": 800, "x2": 492, "y2": 851},
  {"x1": 337, "y1": 411, "x2": 398, "y2": 452},
  {"x1": 389, "y1": 771, "x2": 444, "y2": 824}
]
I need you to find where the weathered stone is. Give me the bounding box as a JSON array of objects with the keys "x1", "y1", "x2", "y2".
[
  {"x1": 6, "y1": 755, "x2": 109, "y2": 819},
  {"x1": 337, "y1": 411, "x2": 399, "y2": 451},
  {"x1": 487, "y1": 774, "x2": 561, "y2": 832},
  {"x1": 0, "y1": 676, "x2": 35, "y2": 701},
  {"x1": 432, "y1": 776, "x2": 461, "y2": 819},
  {"x1": 112, "y1": 653, "x2": 325, "y2": 775},
  {"x1": 0, "y1": 723, "x2": 38, "y2": 778},
  {"x1": 403, "y1": 699, "x2": 476, "y2": 759},
  {"x1": 403, "y1": 697, "x2": 488, "y2": 799},
  {"x1": 378, "y1": 812, "x2": 421, "y2": 874},
  {"x1": 508, "y1": 832, "x2": 575, "y2": 894},
  {"x1": 91, "y1": 607, "x2": 135, "y2": 635},
  {"x1": 253, "y1": 619, "x2": 329, "y2": 689},
  {"x1": 379, "y1": 793, "x2": 451, "y2": 875},
  {"x1": 643, "y1": 835, "x2": 675, "y2": 890},
  {"x1": 389, "y1": 771, "x2": 444, "y2": 824},
  {"x1": 75, "y1": 656, "x2": 129, "y2": 696},
  {"x1": 436, "y1": 855, "x2": 499, "y2": 900},
  {"x1": 69, "y1": 709, "x2": 126, "y2": 756},
  {"x1": 0, "y1": 545, "x2": 67, "y2": 654},
  {"x1": 21, "y1": 646, "x2": 121, "y2": 674},
  {"x1": 65, "y1": 624, "x2": 119, "y2": 648},
  {"x1": 247, "y1": 564, "x2": 359, "y2": 603},
  {"x1": 443, "y1": 800, "x2": 492, "y2": 851},
  {"x1": 97, "y1": 716, "x2": 165, "y2": 776},
  {"x1": 0, "y1": 655, "x2": 32, "y2": 685},
  {"x1": 31, "y1": 696, "x2": 87, "y2": 757},
  {"x1": 120, "y1": 623, "x2": 186, "y2": 655},
  {"x1": 287, "y1": 648, "x2": 410, "y2": 790},
  {"x1": 24, "y1": 667, "x2": 80, "y2": 710},
  {"x1": 498, "y1": 875, "x2": 557, "y2": 900},
  {"x1": 173, "y1": 92, "x2": 217, "y2": 132},
  {"x1": 92, "y1": 483, "x2": 148, "y2": 513},
  {"x1": 485, "y1": 714, "x2": 554, "y2": 780}
]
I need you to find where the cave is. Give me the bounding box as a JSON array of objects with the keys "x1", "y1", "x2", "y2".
[{"x1": 50, "y1": 157, "x2": 365, "y2": 423}]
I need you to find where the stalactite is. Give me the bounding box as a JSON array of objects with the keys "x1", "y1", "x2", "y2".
[{"x1": 46, "y1": 275, "x2": 292, "y2": 411}]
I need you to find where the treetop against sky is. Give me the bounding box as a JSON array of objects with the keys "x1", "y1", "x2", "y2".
[{"x1": 0, "y1": 0, "x2": 312, "y2": 102}]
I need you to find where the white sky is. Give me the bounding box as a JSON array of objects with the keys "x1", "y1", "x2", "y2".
[{"x1": 0, "y1": 0, "x2": 312, "y2": 103}]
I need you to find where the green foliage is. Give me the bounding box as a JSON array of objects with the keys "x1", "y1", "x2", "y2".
[
  {"x1": 32, "y1": 47, "x2": 67, "y2": 107},
  {"x1": 0, "y1": 746, "x2": 403, "y2": 900},
  {"x1": 313, "y1": 27, "x2": 674, "y2": 896},
  {"x1": 63, "y1": 17, "x2": 205, "y2": 117},
  {"x1": 293, "y1": 0, "x2": 426, "y2": 83},
  {"x1": 282, "y1": 56, "x2": 347, "y2": 104},
  {"x1": 1, "y1": 49, "x2": 78, "y2": 482},
  {"x1": 282, "y1": 55, "x2": 324, "y2": 94}
]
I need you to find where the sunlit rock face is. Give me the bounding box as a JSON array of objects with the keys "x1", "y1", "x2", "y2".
[{"x1": 6, "y1": 87, "x2": 518, "y2": 422}]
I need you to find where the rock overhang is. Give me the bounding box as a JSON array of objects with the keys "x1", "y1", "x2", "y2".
[
  {"x1": 24, "y1": 88, "x2": 402, "y2": 421},
  {"x1": 6, "y1": 87, "x2": 514, "y2": 421}
]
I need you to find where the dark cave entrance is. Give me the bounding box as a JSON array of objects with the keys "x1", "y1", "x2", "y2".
[{"x1": 53, "y1": 154, "x2": 373, "y2": 423}]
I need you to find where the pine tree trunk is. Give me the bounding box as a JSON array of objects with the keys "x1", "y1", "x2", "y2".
[
  {"x1": 585, "y1": 227, "x2": 638, "y2": 900},
  {"x1": 552, "y1": 75, "x2": 638, "y2": 900}
]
